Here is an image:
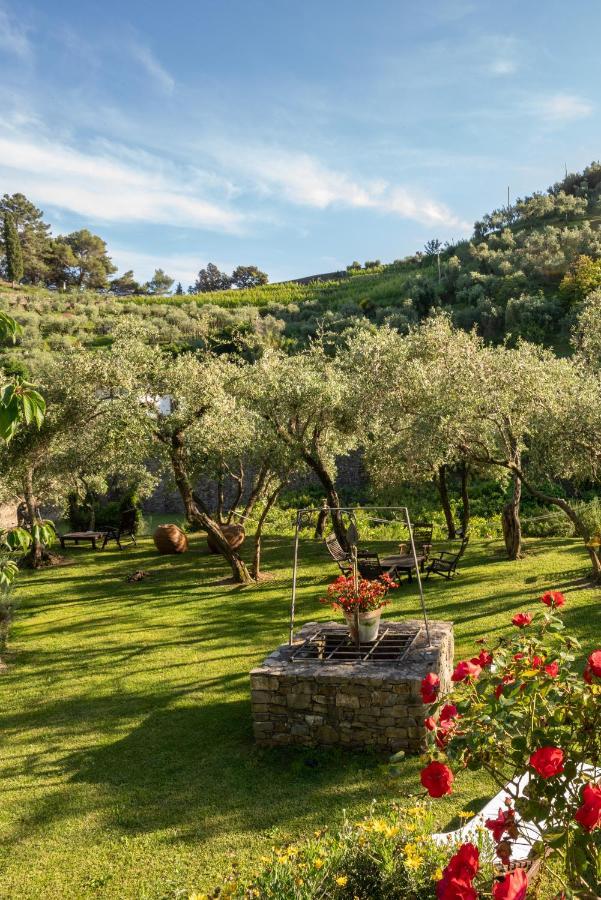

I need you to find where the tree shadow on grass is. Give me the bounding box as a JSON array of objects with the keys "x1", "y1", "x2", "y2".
[{"x1": 59, "y1": 700, "x2": 398, "y2": 845}]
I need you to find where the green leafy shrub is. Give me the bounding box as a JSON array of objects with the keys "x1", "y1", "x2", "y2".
[{"x1": 207, "y1": 802, "x2": 494, "y2": 899}]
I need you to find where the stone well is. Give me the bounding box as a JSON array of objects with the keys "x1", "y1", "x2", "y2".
[{"x1": 250, "y1": 619, "x2": 453, "y2": 752}]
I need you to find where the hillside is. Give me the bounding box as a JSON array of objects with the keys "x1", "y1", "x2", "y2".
[{"x1": 2, "y1": 161, "x2": 601, "y2": 374}]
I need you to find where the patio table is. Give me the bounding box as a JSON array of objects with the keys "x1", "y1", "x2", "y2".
[{"x1": 379, "y1": 553, "x2": 425, "y2": 583}]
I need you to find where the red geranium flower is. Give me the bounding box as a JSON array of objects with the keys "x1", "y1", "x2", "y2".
[
  {"x1": 540, "y1": 590, "x2": 566, "y2": 608},
  {"x1": 452, "y1": 660, "x2": 482, "y2": 682},
  {"x1": 544, "y1": 661, "x2": 559, "y2": 678},
  {"x1": 436, "y1": 875, "x2": 477, "y2": 900},
  {"x1": 420, "y1": 760, "x2": 454, "y2": 797},
  {"x1": 588, "y1": 650, "x2": 601, "y2": 678},
  {"x1": 531, "y1": 655, "x2": 544, "y2": 668},
  {"x1": 421, "y1": 672, "x2": 440, "y2": 704},
  {"x1": 574, "y1": 782, "x2": 601, "y2": 832},
  {"x1": 471, "y1": 649, "x2": 493, "y2": 668},
  {"x1": 512, "y1": 613, "x2": 532, "y2": 628},
  {"x1": 492, "y1": 869, "x2": 528, "y2": 900},
  {"x1": 425, "y1": 716, "x2": 437, "y2": 731},
  {"x1": 529, "y1": 746, "x2": 564, "y2": 779}
]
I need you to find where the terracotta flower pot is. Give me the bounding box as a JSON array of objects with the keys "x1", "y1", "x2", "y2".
[
  {"x1": 344, "y1": 608, "x2": 382, "y2": 643},
  {"x1": 153, "y1": 524, "x2": 188, "y2": 554},
  {"x1": 207, "y1": 524, "x2": 246, "y2": 554}
]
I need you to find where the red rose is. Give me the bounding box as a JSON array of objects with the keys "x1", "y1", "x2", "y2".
[
  {"x1": 544, "y1": 661, "x2": 559, "y2": 678},
  {"x1": 485, "y1": 807, "x2": 511, "y2": 842},
  {"x1": 436, "y1": 876, "x2": 477, "y2": 900},
  {"x1": 494, "y1": 674, "x2": 515, "y2": 699},
  {"x1": 512, "y1": 613, "x2": 532, "y2": 628},
  {"x1": 421, "y1": 672, "x2": 440, "y2": 703},
  {"x1": 588, "y1": 650, "x2": 601, "y2": 678},
  {"x1": 420, "y1": 760, "x2": 454, "y2": 797},
  {"x1": 529, "y1": 746, "x2": 564, "y2": 779},
  {"x1": 437, "y1": 842, "x2": 480, "y2": 899},
  {"x1": 493, "y1": 869, "x2": 528, "y2": 900},
  {"x1": 471, "y1": 649, "x2": 493, "y2": 668},
  {"x1": 440, "y1": 703, "x2": 458, "y2": 722},
  {"x1": 540, "y1": 590, "x2": 565, "y2": 608},
  {"x1": 574, "y1": 782, "x2": 601, "y2": 832},
  {"x1": 452, "y1": 660, "x2": 482, "y2": 682}
]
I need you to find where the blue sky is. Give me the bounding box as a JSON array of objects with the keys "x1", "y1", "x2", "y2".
[{"x1": 0, "y1": 0, "x2": 600, "y2": 286}]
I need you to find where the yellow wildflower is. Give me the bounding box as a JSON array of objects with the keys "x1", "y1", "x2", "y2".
[
  {"x1": 336, "y1": 875, "x2": 348, "y2": 886},
  {"x1": 314, "y1": 858, "x2": 324, "y2": 869},
  {"x1": 458, "y1": 811, "x2": 473, "y2": 820},
  {"x1": 405, "y1": 854, "x2": 423, "y2": 870},
  {"x1": 432, "y1": 868, "x2": 444, "y2": 881}
]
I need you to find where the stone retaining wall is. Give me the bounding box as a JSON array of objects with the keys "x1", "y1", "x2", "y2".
[{"x1": 250, "y1": 619, "x2": 453, "y2": 752}]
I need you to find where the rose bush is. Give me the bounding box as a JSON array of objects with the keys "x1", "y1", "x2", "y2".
[{"x1": 418, "y1": 589, "x2": 601, "y2": 896}]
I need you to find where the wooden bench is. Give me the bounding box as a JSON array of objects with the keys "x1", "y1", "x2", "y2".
[{"x1": 59, "y1": 531, "x2": 106, "y2": 550}]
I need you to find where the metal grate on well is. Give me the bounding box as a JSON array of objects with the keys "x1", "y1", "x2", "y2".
[{"x1": 289, "y1": 626, "x2": 420, "y2": 665}]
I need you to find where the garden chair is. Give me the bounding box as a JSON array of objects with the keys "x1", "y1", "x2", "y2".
[
  {"x1": 425, "y1": 535, "x2": 469, "y2": 579},
  {"x1": 99, "y1": 508, "x2": 138, "y2": 550},
  {"x1": 324, "y1": 531, "x2": 369, "y2": 575},
  {"x1": 357, "y1": 553, "x2": 398, "y2": 581},
  {"x1": 410, "y1": 521, "x2": 434, "y2": 560}
]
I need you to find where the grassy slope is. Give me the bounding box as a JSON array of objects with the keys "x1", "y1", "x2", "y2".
[{"x1": 0, "y1": 527, "x2": 598, "y2": 898}]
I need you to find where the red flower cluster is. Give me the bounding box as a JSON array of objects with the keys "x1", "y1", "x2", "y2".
[
  {"x1": 584, "y1": 649, "x2": 601, "y2": 683},
  {"x1": 492, "y1": 869, "x2": 528, "y2": 900},
  {"x1": 320, "y1": 573, "x2": 395, "y2": 614},
  {"x1": 540, "y1": 590, "x2": 566, "y2": 608},
  {"x1": 511, "y1": 613, "x2": 532, "y2": 628},
  {"x1": 544, "y1": 660, "x2": 559, "y2": 678},
  {"x1": 529, "y1": 746, "x2": 564, "y2": 779},
  {"x1": 436, "y1": 842, "x2": 479, "y2": 900},
  {"x1": 574, "y1": 782, "x2": 601, "y2": 832},
  {"x1": 421, "y1": 672, "x2": 440, "y2": 704},
  {"x1": 451, "y1": 660, "x2": 482, "y2": 683},
  {"x1": 420, "y1": 760, "x2": 454, "y2": 797}
]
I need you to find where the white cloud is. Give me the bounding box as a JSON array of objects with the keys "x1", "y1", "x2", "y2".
[
  {"x1": 0, "y1": 3, "x2": 31, "y2": 58},
  {"x1": 223, "y1": 146, "x2": 469, "y2": 229},
  {"x1": 536, "y1": 92, "x2": 593, "y2": 123},
  {"x1": 488, "y1": 58, "x2": 518, "y2": 76},
  {"x1": 0, "y1": 132, "x2": 244, "y2": 233},
  {"x1": 130, "y1": 43, "x2": 175, "y2": 94}
]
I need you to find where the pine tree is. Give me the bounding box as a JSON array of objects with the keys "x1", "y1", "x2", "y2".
[
  {"x1": 175, "y1": 281, "x2": 183, "y2": 295},
  {"x1": 3, "y1": 213, "x2": 24, "y2": 285}
]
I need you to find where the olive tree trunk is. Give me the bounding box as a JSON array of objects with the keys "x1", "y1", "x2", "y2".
[
  {"x1": 437, "y1": 465, "x2": 456, "y2": 539},
  {"x1": 168, "y1": 433, "x2": 253, "y2": 584},
  {"x1": 516, "y1": 468, "x2": 601, "y2": 580},
  {"x1": 460, "y1": 461, "x2": 471, "y2": 535},
  {"x1": 502, "y1": 470, "x2": 523, "y2": 560}
]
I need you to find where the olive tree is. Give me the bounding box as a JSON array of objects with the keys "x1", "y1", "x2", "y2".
[
  {"x1": 0, "y1": 347, "x2": 136, "y2": 567},
  {"x1": 246, "y1": 343, "x2": 360, "y2": 549}
]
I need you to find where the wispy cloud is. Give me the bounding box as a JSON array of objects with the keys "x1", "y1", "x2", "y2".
[
  {"x1": 535, "y1": 92, "x2": 593, "y2": 123},
  {"x1": 0, "y1": 2, "x2": 31, "y2": 58},
  {"x1": 220, "y1": 146, "x2": 469, "y2": 229},
  {"x1": 0, "y1": 131, "x2": 243, "y2": 232},
  {"x1": 130, "y1": 42, "x2": 175, "y2": 94}
]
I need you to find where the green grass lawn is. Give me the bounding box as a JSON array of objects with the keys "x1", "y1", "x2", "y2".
[{"x1": 0, "y1": 529, "x2": 598, "y2": 898}]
